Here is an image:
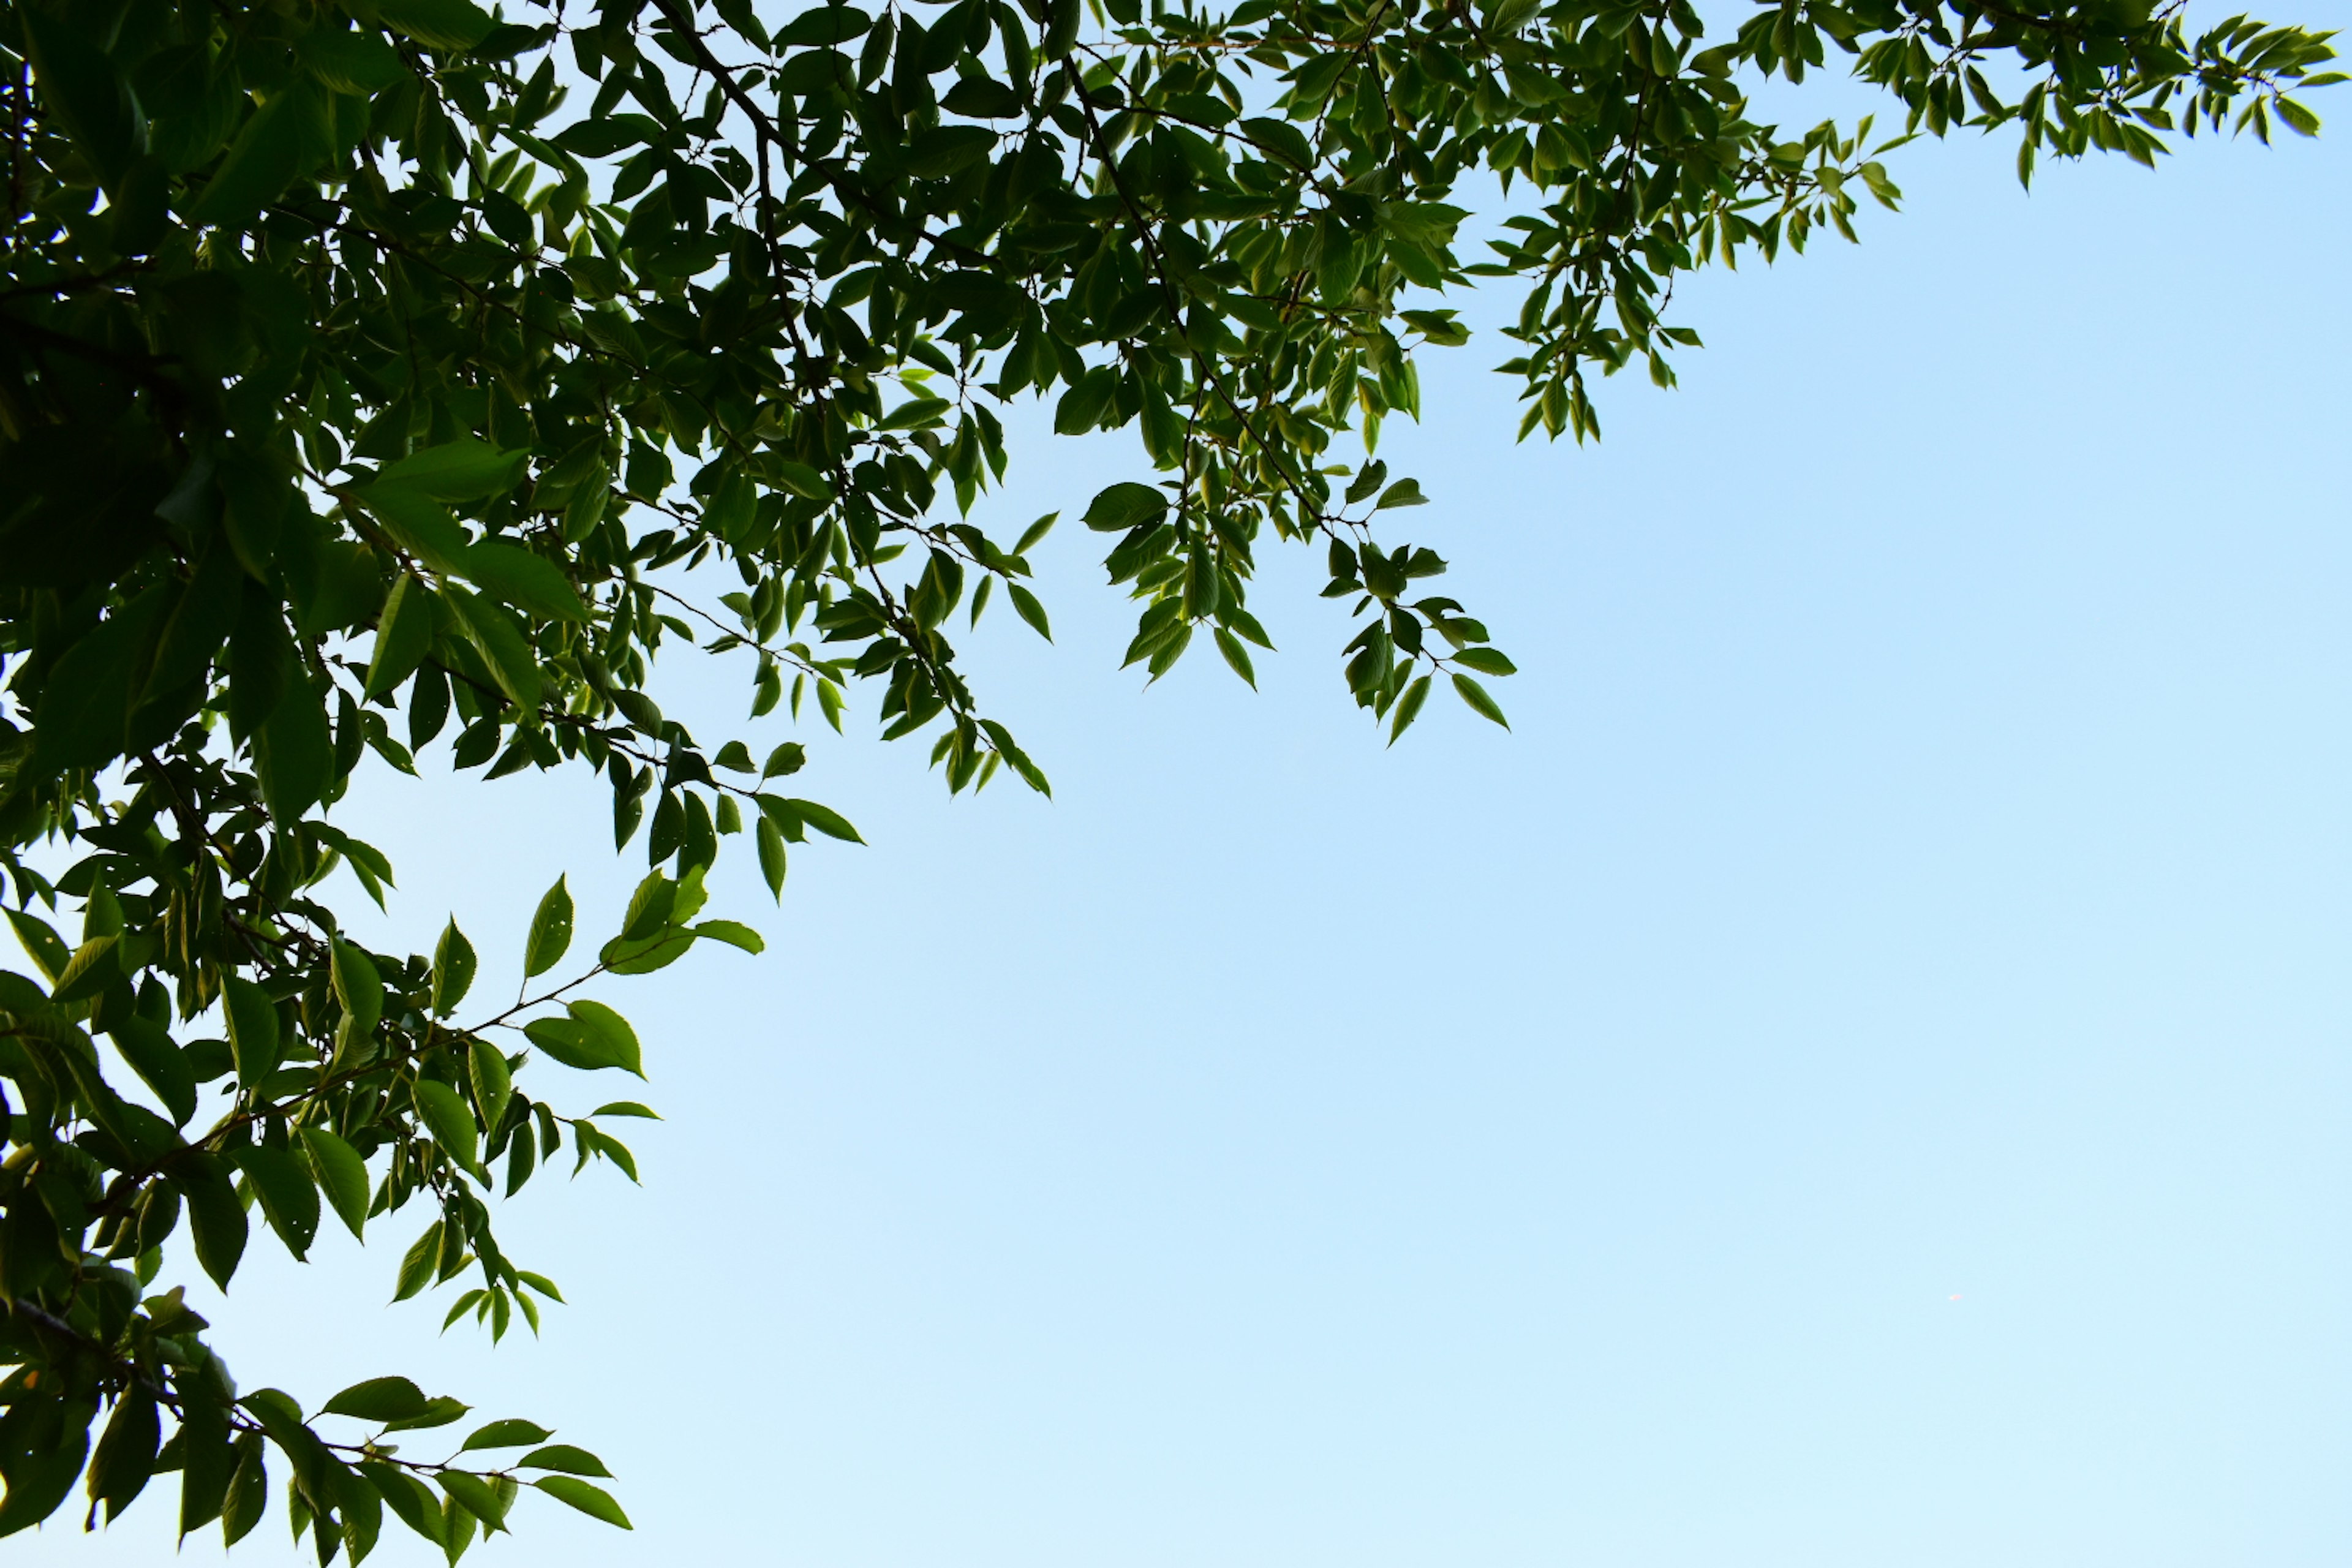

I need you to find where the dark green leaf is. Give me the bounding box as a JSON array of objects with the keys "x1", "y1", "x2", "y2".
[
  {"x1": 322, "y1": 1378, "x2": 431, "y2": 1423},
  {"x1": 234, "y1": 1144, "x2": 321, "y2": 1259},
  {"x1": 433, "y1": 921, "x2": 477, "y2": 1016},
  {"x1": 375, "y1": 0, "x2": 500, "y2": 53},
  {"x1": 459, "y1": 1419, "x2": 553, "y2": 1452},
  {"x1": 221, "y1": 977, "x2": 281, "y2": 1088},
  {"x1": 1084, "y1": 481, "x2": 1169, "y2": 532},
  {"x1": 533, "y1": 1475, "x2": 631, "y2": 1528},
  {"x1": 518, "y1": 1444, "x2": 611, "y2": 1476}
]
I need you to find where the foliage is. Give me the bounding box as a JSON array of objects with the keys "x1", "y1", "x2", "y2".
[{"x1": 0, "y1": 0, "x2": 2334, "y2": 1553}]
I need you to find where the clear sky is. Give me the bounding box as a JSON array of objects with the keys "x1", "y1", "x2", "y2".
[{"x1": 20, "y1": 32, "x2": 2352, "y2": 1568}]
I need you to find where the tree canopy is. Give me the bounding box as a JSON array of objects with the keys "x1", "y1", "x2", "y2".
[{"x1": 0, "y1": 0, "x2": 2335, "y2": 1554}]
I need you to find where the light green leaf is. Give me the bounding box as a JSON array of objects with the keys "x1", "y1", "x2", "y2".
[
  {"x1": 690, "y1": 919, "x2": 764, "y2": 955},
  {"x1": 412, "y1": 1079, "x2": 481, "y2": 1174},
  {"x1": 1451, "y1": 672, "x2": 1510, "y2": 729},
  {"x1": 567, "y1": 1000, "x2": 643, "y2": 1076},
  {"x1": 469, "y1": 1041, "x2": 513, "y2": 1124},
  {"x1": 523, "y1": 875, "x2": 573, "y2": 978},
  {"x1": 48, "y1": 935, "x2": 119, "y2": 1005}
]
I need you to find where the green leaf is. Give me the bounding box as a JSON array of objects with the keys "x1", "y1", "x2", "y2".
[
  {"x1": 178, "y1": 1157, "x2": 249, "y2": 1290},
  {"x1": 458, "y1": 540, "x2": 589, "y2": 622},
  {"x1": 619, "y1": 872, "x2": 676, "y2": 941},
  {"x1": 1389, "y1": 673, "x2": 1432, "y2": 744},
  {"x1": 375, "y1": 0, "x2": 501, "y2": 53},
  {"x1": 20, "y1": 9, "x2": 146, "y2": 190},
  {"x1": 1240, "y1": 115, "x2": 1316, "y2": 169},
  {"x1": 300, "y1": 29, "x2": 410, "y2": 94},
  {"x1": 1084, "y1": 481, "x2": 1169, "y2": 532},
  {"x1": 235, "y1": 1144, "x2": 321, "y2": 1259},
  {"x1": 86, "y1": 1384, "x2": 160, "y2": 1520},
  {"x1": 533, "y1": 1475, "x2": 631, "y2": 1529},
  {"x1": 518, "y1": 1444, "x2": 611, "y2": 1477},
  {"x1": 221, "y1": 977, "x2": 282, "y2": 1088},
  {"x1": 392, "y1": 1220, "x2": 443, "y2": 1302},
  {"x1": 568, "y1": 1000, "x2": 643, "y2": 1076},
  {"x1": 366, "y1": 575, "x2": 437, "y2": 698},
  {"x1": 1213, "y1": 628, "x2": 1256, "y2": 688},
  {"x1": 597, "y1": 927, "x2": 697, "y2": 976},
  {"x1": 412, "y1": 1079, "x2": 482, "y2": 1174},
  {"x1": 1451, "y1": 672, "x2": 1510, "y2": 729},
  {"x1": 772, "y1": 461, "x2": 837, "y2": 501},
  {"x1": 588, "y1": 1101, "x2": 660, "y2": 1119},
  {"x1": 382, "y1": 1395, "x2": 470, "y2": 1433},
  {"x1": 49, "y1": 935, "x2": 120, "y2": 1005},
  {"x1": 438, "y1": 1470, "x2": 510, "y2": 1533},
  {"x1": 255, "y1": 679, "x2": 333, "y2": 823},
  {"x1": 756, "y1": 814, "x2": 788, "y2": 899},
  {"x1": 469, "y1": 1040, "x2": 513, "y2": 1123},
  {"x1": 221, "y1": 1433, "x2": 266, "y2": 1545},
  {"x1": 110, "y1": 1017, "x2": 197, "y2": 1126},
  {"x1": 1450, "y1": 646, "x2": 1517, "y2": 676},
  {"x1": 332, "y1": 940, "x2": 383, "y2": 1039},
  {"x1": 1375, "y1": 478, "x2": 1429, "y2": 508},
  {"x1": 523, "y1": 875, "x2": 574, "y2": 978},
  {"x1": 775, "y1": 797, "x2": 864, "y2": 843},
  {"x1": 300, "y1": 1126, "x2": 371, "y2": 1240},
  {"x1": 187, "y1": 89, "x2": 304, "y2": 228},
  {"x1": 524, "y1": 1018, "x2": 620, "y2": 1074},
  {"x1": 691, "y1": 919, "x2": 764, "y2": 955},
  {"x1": 433, "y1": 920, "x2": 477, "y2": 1016},
  {"x1": 516, "y1": 1270, "x2": 565, "y2": 1302},
  {"x1": 355, "y1": 484, "x2": 470, "y2": 571},
  {"x1": 1006, "y1": 583, "x2": 1052, "y2": 641},
  {"x1": 907, "y1": 125, "x2": 997, "y2": 178},
  {"x1": 460, "y1": 1419, "x2": 553, "y2": 1452},
  {"x1": 361, "y1": 1462, "x2": 447, "y2": 1545},
  {"x1": 6, "y1": 908, "x2": 69, "y2": 982},
  {"x1": 440, "y1": 586, "x2": 542, "y2": 710},
  {"x1": 322, "y1": 1378, "x2": 431, "y2": 1423},
  {"x1": 377, "y1": 439, "x2": 526, "y2": 500}
]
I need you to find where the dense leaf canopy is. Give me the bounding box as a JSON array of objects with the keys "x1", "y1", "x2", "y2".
[{"x1": 0, "y1": 0, "x2": 2334, "y2": 1553}]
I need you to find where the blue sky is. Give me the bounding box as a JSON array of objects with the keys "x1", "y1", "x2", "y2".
[{"x1": 22, "y1": 32, "x2": 2352, "y2": 1568}]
